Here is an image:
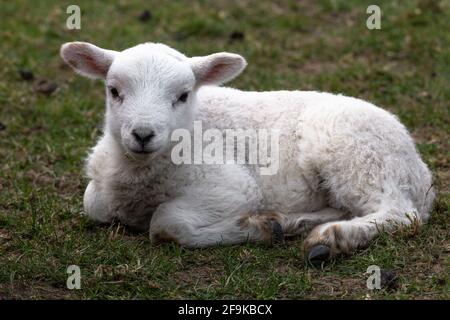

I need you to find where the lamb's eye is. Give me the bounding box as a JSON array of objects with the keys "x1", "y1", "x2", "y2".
[
  {"x1": 110, "y1": 87, "x2": 119, "y2": 99},
  {"x1": 178, "y1": 92, "x2": 189, "y2": 103}
]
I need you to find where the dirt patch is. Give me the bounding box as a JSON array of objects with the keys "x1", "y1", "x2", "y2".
[
  {"x1": 309, "y1": 274, "x2": 367, "y2": 299},
  {"x1": 0, "y1": 229, "x2": 11, "y2": 241},
  {"x1": 0, "y1": 281, "x2": 74, "y2": 300}
]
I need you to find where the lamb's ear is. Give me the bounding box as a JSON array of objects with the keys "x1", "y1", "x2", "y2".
[
  {"x1": 60, "y1": 42, "x2": 118, "y2": 79},
  {"x1": 189, "y1": 52, "x2": 247, "y2": 86}
]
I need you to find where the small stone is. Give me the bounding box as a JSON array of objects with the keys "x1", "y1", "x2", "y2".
[
  {"x1": 436, "y1": 277, "x2": 446, "y2": 285},
  {"x1": 34, "y1": 79, "x2": 58, "y2": 95},
  {"x1": 380, "y1": 269, "x2": 398, "y2": 290},
  {"x1": 19, "y1": 69, "x2": 34, "y2": 81},
  {"x1": 138, "y1": 10, "x2": 152, "y2": 22},
  {"x1": 229, "y1": 31, "x2": 245, "y2": 42}
]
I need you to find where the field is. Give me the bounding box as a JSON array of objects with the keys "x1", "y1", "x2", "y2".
[{"x1": 0, "y1": 0, "x2": 448, "y2": 299}]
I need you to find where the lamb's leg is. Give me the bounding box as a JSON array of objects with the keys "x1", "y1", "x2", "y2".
[
  {"x1": 150, "y1": 202, "x2": 352, "y2": 247},
  {"x1": 304, "y1": 205, "x2": 421, "y2": 266},
  {"x1": 83, "y1": 180, "x2": 114, "y2": 224},
  {"x1": 282, "y1": 207, "x2": 350, "y2": 237},
  {"x1": 150, "y1": 198, "x2": 284, "y2": 247},
  {"x1": 83, "y1": 180, "x2": 153, "y2": 232}
]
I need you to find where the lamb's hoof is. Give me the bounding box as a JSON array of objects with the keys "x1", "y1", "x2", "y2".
[
  {"x1": 307, "y1": 245, "x2": 330, "y2": 267},
  {"x1": 271, "y1": 220, "x2": 284, "y2": 245}
]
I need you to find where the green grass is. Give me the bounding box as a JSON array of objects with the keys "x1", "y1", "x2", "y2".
[{"x1": 0, "y1": 0, "x2": 449, "y2": 299}]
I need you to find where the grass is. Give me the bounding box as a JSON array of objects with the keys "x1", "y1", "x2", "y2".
[{"x1": 0, "y1": 0, "x2": 449, "y2": 299}]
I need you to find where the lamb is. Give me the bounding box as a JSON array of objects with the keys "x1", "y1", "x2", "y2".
[{"x1": 60, "y1": 41, "x2": 435, "y2": 265}]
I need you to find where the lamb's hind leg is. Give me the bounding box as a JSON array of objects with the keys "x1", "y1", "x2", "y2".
[
  {"x1": 282, "y1": 207, "x2": 350, "y2": 237},
  {"x1": 150, "y1": 202, "x2": 349, "y2": 247},
  {"x1": 304, "y1": 202, "x2": 422, "y2": 266},
  {"x1": 278, "y1": 208, "x2": 350, "y2": 264}
]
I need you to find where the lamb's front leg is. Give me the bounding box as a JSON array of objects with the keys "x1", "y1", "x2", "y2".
[
  {"x1": 149, "y1": 197, "x2": 284, "y2": 247},
  {"x1": 83, "y1": 180, "x2": 115, "y2": 224}
]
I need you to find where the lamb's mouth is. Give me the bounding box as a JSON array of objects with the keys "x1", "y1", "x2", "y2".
[{"x1": 128, "y1": 146, "x2": 160, "y2": 155}]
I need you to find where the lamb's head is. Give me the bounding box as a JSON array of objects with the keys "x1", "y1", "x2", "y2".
[{"x1": 60, "y1": 41, "x2": 246, "y2": 157}]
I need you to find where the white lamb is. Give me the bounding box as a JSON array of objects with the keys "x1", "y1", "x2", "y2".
[{"x1": 60, "y1": 41, "x2": 434, "y2": 265}]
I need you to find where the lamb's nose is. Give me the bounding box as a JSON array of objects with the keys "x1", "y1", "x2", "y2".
[{"x1": 132, "y1": 128, "x2": 155, "y2": 146}]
